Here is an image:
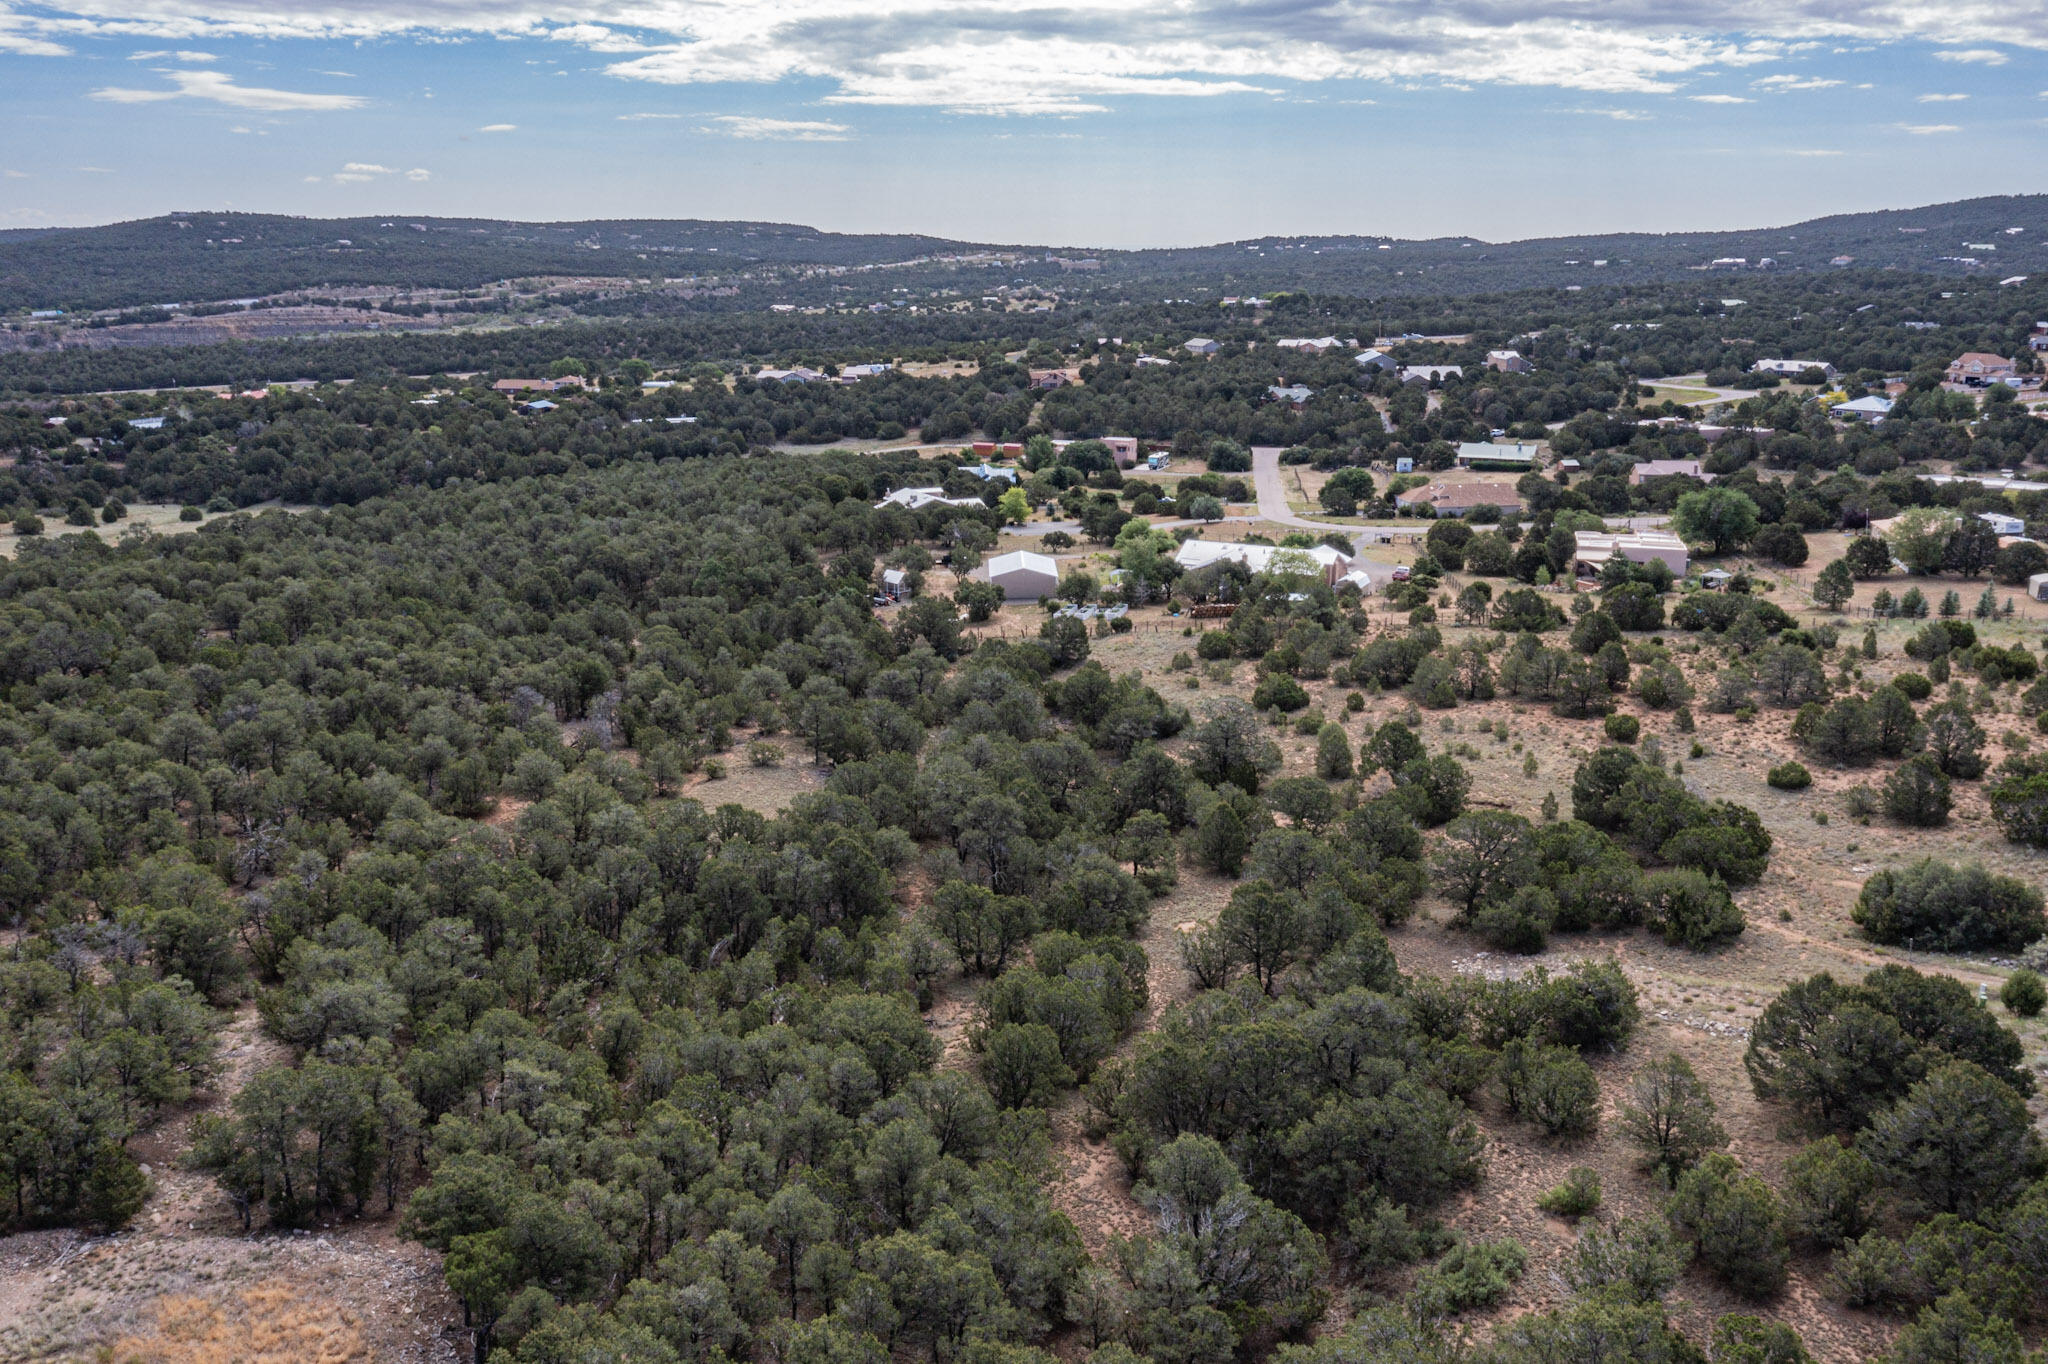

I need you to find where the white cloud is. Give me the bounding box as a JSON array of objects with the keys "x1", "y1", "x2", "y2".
[
  {"x1": 617, "y1": 112, "x2": 682, "y2": 120},
  {"x1": 317, "y1": 161, "x2": 429, "y2": 182},
  {"x1": 702, "y1": 115, "x2": 851, "y2": 141},
  {"x1": 90, "y1": 69, "x2": 364, "y2": 111},
  {"x1": 10, "y1": 3, "x2": 2048, "y2": 117},
  {"x1": 0, "y1": 22, "x2": 69, "y2": 56},
  {"x1": 1896, "y1": 122, "x2": 1960, "y2": 134},
  {"x1": 79, "y1": 166, "x2": 113, "y2": 173},
  {"x1": 1751, "y1": 74, "x2": 1843, "y2": 90},
  {"x1": 546, "y1": 23, "x2": 648, "y2": 53},
  {"x1": 129, "y1": 48, "x2": 215, "y2": 61},
  {"x1": 1690, "y1": 94, "x2": 1751, "y2": 103},
  {"x1": 3, "y1": 169, "x2": 27, "y2": 178},
  {"x1": 478, "y1": 122, "x2": 516, "y2": 131},
  {"x1": 1932, "y1": 48, "x2": 2008, "y2": 65},
  {"x1": 1782, "y1": 148, "x2": 1845, "y2": 156},
  {"x1": 1559, "y1": 106, "x2": 1651, "y2": 120},
  {"x1": 1916, "y1": 93, "x2": 1968, "y2": 102}
]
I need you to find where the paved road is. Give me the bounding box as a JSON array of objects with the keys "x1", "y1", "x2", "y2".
[{"x1": 1250, "y1": 445, "x2": 1407, "y2": 572}]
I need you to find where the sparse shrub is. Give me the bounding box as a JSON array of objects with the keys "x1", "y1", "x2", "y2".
[
  {"x1": 1881, "y1": 754, "x2": 1952, "y2": 827},
  {"x1": 1643, "y1": 868, "x2": 1745, "y2": 949},
  {"x1": 1412, "y1": 1237, "x2": 1528, "y2": 1315},
  {"x1": 1252, "y1": 672, "x2": 1310, "y2": 712},
  {"x1": 179, "y1": 505, "x2": 203, "y2": 522},
  {"x1": 1501, "y1": 1039, "x2": 1599, "y2": 1137},
  {"x1": 1537, "y1": 1167, "x2": 1603, "y2": 1219},
  {"x1": 1893, "y1": 671, "x2": 1933, "y2": 700},
  {"x1": 1604, "y1": 713, "x2": 1641, "y2": 744},
  {"x1": 1999, "y1": 969, "x2": 2046, "y2": 1018},
  {"x1": 1767, "y1": 761, "x2": 1811, "y2": 791},
  {"x1": 1782, "y1": 1139, "x2": 1876, "y2": 1250},
  {"x1": 1852, "y1": 858, "x2": 2045, "y2": 952},
  {"x1": 1665, "y1": 1153, "x2": 1790, "y2": 1300}
]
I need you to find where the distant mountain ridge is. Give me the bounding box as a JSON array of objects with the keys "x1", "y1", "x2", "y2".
[{"x1": 3, "y1": 195, "x2": 2043, "y2": 313}]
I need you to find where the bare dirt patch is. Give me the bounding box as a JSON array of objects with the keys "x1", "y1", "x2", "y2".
[{"x1": 0, "y1": 1005, "x2": 461, "y2": 1364}]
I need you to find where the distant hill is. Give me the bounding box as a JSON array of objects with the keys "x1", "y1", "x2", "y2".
[
  {"x1": 0, "y1": 214, "x2": 1021, "y2": 313},
  {"x1": 3, "y1": 196, "x2": 2043, "y2": 313}
]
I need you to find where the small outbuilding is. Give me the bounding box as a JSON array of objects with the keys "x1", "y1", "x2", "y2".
[{"x1": 2028, "y1": 572, "x2": 2048, "y2": 603}]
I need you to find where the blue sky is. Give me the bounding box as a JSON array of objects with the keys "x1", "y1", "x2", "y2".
[{"x1": 1, "y1": 1, "x2": 2044, "y2": 247}]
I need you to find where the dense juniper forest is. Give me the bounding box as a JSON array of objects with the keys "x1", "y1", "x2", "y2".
[{"x1": 2, "y1": 208, "x2": 2048, "y2": 1364}]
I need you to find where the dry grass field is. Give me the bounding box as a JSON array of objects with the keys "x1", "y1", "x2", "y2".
[{"x1": 0, "y1": 503, "x2": 309, "y2": 560}]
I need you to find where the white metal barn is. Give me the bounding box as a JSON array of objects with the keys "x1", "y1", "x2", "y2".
[{"x1": 985, "y1": 550, "x2": 1060, "y2": 601}]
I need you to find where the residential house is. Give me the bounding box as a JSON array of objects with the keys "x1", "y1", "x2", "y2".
[
  {"x1": 1486, "y1": 350, "x2": 1532, "y2": 373},
  {"x1": 985, "y1": 550, "x2": 1060, "y2": 600},
  {"x1": 1355, "y1": 349, "x2": 1397, "y2": 372},
  {"x1": 874, "y1": 487, "x2": 986, "y2": 511},
  {"x1": 1393, "y1": 481, "x2": 1522, "y2": 517},
  {"x1": 1627, "y1": 459, "x2": 1710, "y2": 485},
  {"x1": 1100, "y1": 436, "x2": 1140, "y2": 467},
  {"x1": 126, "y1": 415, "x2": 165, "y2": 430},
  {"x1": 880, "y1": 569, "x2": 910, "y2": 601},
  {"x1": 494, "y1": 376, "x2": 585, "y2": 395},
  {"x1": 1268, "y1": 385, "x2": 1313, "y2": 407},
  {"x1": 1572, "y1": 530, "x2": 1689, "y2": 578},
  {"x1": 755, "y1": 367, "x2": 824, "y2": 384},
  {"x1": 839, "y1": 363, "x2": 894, "y2": 381},
  {"x1": 1173, "y1": 540, "x2": 1354, "y2": 586},
  {"x1": 1029, "y1": 369, "x2": 1071, "y2": 390},
  {"x1": 1399, "y1": 365, "x2": 1464, "y2": 383},
  {"x1": 1274, "y1": 337, "x2": 1343, "y2": 353},
  {"x1": 1832, "y1": 395, "x2": 1895, "y2": 423},
  {"x1": 1135, "y1": 355, "x2": 1173, "y2": 367},
  {"x1": 1978, "y1": 512, "x2": 2026, "y2": 537},
  {"x1": 1751, "y1": 358, "x2": 1837, "y2": 379},
  {"x1": 520, "y1": 399, "x2": 559, "y2": 413},
  {"x1": 1184, "y1": 338, "x2": 1221, "y2": 356},
  {"x1": 2029, "y1": 324, "x2": 2048, "y2": 353},
  {"x1": 1454, "y1": 442, "x2": 1540, "y2": 470},
  {"x1": 1948, "y1": 353, "x2": 2017, "y2": 385},
  {"x1": 959, "y1": 463, "x2": 1018, "y2": 483}
]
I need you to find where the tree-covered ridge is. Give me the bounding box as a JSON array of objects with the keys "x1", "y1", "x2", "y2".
[{"x1": 5, "y1": 196, "x2": 2046, "y2": 313}]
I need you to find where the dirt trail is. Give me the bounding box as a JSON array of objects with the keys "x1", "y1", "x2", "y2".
[{"x1": 1042, "y1": 862, "x2": 1228, "y2": 1254}]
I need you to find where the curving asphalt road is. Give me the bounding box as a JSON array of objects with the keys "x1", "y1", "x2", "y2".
[
  {"x1": 995, "y1": 447, "x2": 1410, "y2": 578},
  {"x1": 1250, "y1": 445, "x2": 1408, "y2": 573}
]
